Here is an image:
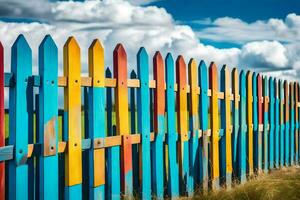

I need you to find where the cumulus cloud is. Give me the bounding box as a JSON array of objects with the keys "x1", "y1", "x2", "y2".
[{"x1": 0, "y1": 0, "x2": 299, "y2": 81}]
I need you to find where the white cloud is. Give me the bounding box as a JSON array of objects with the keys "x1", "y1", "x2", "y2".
[{"x1": 0, "y1": 0, "x2": 299, "y2": 82}]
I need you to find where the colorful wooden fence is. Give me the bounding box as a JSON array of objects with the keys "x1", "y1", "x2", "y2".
[{"x1": 0, "y1": 34, "x2": 300, "y2": 199}]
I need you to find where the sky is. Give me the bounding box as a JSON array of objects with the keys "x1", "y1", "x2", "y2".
[{"x1": 0, "y1": 0, "x2": 300, "y2": 81}]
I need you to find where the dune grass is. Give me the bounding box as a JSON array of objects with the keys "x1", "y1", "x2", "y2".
[{"x1": 191, "y1": 166, "x2": 300, "y2": 200}]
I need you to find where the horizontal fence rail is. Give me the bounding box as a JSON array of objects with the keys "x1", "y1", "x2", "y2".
[{"x1": 0, "y1": 34, "x2": 300, "y2": 200}]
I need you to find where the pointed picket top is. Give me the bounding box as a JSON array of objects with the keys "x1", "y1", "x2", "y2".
[
  {"x1": 113, "y1": 43, "x2": 127, "y2": 79},
  {"x1": 130, "y1": 69, "x2": 137, "y2": 79},
  {"x1": 154, "y1": 51, "x2": 165, "y2": 116},
  {"x1": 105, "y1": 67, "x2": 112, "y2": 78},
  {"x1": 0, "y1": 41, "x2": 3, "y2": 49},
  {"x1": 247, "y1": 71, "x2": 252, "y2": 83},
  {"x1": 165, "y1": 53, "x2": 174, "y2": 89},
  {"x1": 199, "y1": 61, "x2": 208, "y2": 90},
  {"x1": 166, "y1": 52, "x2": 174, "y2": 65},
  {"x1": 221, "y1": 64, "x2": 228, "y2": 73},
  {"x1": 240, "y1": 70, "x2": 246, "y2": 95},
  {"x1": 209, "y1": 62, "x2": 218, "y2": 91},
  {"x1": 89, "y1": 39, "x2": 104, "y2": 87},
  {"x1": 40, "y1": 35, "x2": 56, "y2": 49},
  {"x1": 63, "y1": 36, "x2": 80, "y2": 76},
  {"x1": 137, "y1": 47, "x2": 149, "y2": 84},
  {"x1": 176, "y1": 55, "x2": 187, "y2": 86},
  {"x1": 275, "y1": 79, "x2": 279, "y2": 98},
  {"x1": 188, "y1": 58, "x2": 198, "y2": 115},
  {"x1": 64, "y1": 36, "x2": 80, "y2": 52},
  {"x1": 114, "y1": 43, "x2": 127, "y2": 60},
  {"x1": 188, "y1": 58, "x2": 197, "y2": 87},
  {"x1": 12, "y1": 34, "x2": 30, "y2": 50}
]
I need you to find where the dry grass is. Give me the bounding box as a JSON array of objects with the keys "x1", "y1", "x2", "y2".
[{"x1": 190, "y1": 166, "x2": 300, "y2": 200}]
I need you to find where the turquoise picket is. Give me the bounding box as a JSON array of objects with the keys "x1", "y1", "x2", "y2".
[
  {"x1": 290, "y1": 83, "x2": 295, "y2": 165},
  {"x1": 198, "y1": 60, "x2": 209, "y2": 190},
  {"x1": 263, "y1": 77, "x2": 269, "y2": 173},
  {"x1": 238, "y1": 71, "x2": 246, "y2": 183},
  {"x1": 279, "y1": 80, "x2": 285, "y2": 167},
  {"x1": 269, "y1": 77, "x2": 275, "y2": 169},
  {"x1": 9, "y1": 34, "x2": 32, "y2": 200},
  {"x1": 253, "y1": 72, "x2": 259, "y2": 172},
  {"x1": 165, "y1": 53, "x2": 179, "y2": 198},
  {"x1": 38, "y1": 35, "x2": 59, "y2": 200},
  {"x1": 87, "y1": 40, "x2": 106, "y2": 199},
  {"x1": 105, "y1": 68, "x2": 121, "y2": 200},
  {"x1": 274, "y1": 79, "x2": 280, "y2": 168},
  {"x1": 152, "y1": 52, "x2": 165, "y2": 199},
  {"x1": 284, "y1": 81, "x2": 290, "y2": 166},
  {"x1": 137, "y1": 47, "x2": 151, "y2": 199}
]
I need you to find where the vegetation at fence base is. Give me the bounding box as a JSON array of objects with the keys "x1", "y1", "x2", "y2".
[{"x1": 193, "y1": 166, "x2": 300, "y2": 200}]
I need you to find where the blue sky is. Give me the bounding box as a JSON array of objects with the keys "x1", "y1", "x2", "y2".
[{"x1": 0, "y1": 0, "x2": 299, "y2": 80}]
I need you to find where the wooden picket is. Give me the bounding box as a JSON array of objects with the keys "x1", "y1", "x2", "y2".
[{"x1": 1, "y1": 34, "x2": 300, "y2": 199}]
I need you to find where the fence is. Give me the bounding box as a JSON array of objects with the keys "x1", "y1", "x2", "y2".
[{"x1": 0, "y1": 34, "x2": 299, "y2": 200}]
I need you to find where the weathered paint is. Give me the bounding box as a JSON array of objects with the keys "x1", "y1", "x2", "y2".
[
  {"x1": 38, "y1": 35, "x2": 59, "y2": 200},
  {"x1": 165, "y1": 53, "x2": 179, "y2": 198},
  {"x1": 284, "y1": 81, "x2": 290, "y2": 166},
  {"x1": 0, "y1": 41, "x2": 4, "y2": 200},
  {"x1": 290, "y1": 82, "x2": 295, "y2": 165},
  {"x1": 137, "y1": 47, "x2": 151, "y2": 199},
  {"x1": 209, "y1": 62, "x2": 220, "y2": 190},
  {"x1": 220, "y1": 65, "x2": 232, "y2": 188},
  {"x1": 63, "y1": 37, "x2": 82, "y2": 199},
  {"x1": 269, "y1": 78, "x2": 275, "y2": 169},
  {"x1": 113, "y1": 44, "x2": 133, "y2": 198},
  {"x1": 246, "y1": 71, "x2": 253, "y2": 175},
  {"x1": 87, "y1": 39, "x2": 105, "y2": 199},
  {"x1": 274, "y1": 79, "x2": 280, "y2": 168},
  {"x1": 188, "y1": 58, "x2": 199, "y2": 193},
  {"x1": 279, "y1": 80, "x2": 285, "y2": 167},
  {"x1": 152, "y1": 51, "x2": 165, "y2": 199},
  {"x1": 9, "y1": 35, "x2": 32, "y2": 200},
  {"x1": 198, "y1": 61, "x2": 209, "y2": 191},
  {"x1": 176, "y1": 56, "x2": 191, "y2": 196},
  {"x1": 263, "y1": 77, "x2": 269, "y2": 173},
  {"x1": 232, "y1": 68, "x2": 239, "y2": 176}
]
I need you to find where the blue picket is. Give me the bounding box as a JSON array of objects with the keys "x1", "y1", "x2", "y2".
[
  {"x1": 105, "y1": 68, "x2": 120, "y2": 200},
  {"x1": 198, "y1": 61, "x2": 209, "y2": 190},
  {"x1": 137, "y1": 47, "x2": 151, "y2": 199},
  {"x1": 238, "y1": 71, "x2": 246, "y2": 183},
  {"x1": 274, "y1": 79, "x2": 280, "y2": 168},
  {"x1": 165, "y1": 53, "x2": 179, "y2": 198},
  {"x1": 9, "y1": 34, "x2": 32, "y2": 200},
  {"x1": 269, "y1": 77, "x2": 275, "y2": 169},
  {"x1": 38, "y1": 35, "x2": 59, "y2": 200},
  {"x1": 290, "y1": 83, "x2": 295, "y2": 165}
]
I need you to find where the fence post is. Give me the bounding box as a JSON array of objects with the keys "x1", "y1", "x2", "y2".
[
  {"x1": 165, "y1": 53, "x2": 179, "y2": 198},
  {"x1": 113, "y1": 44, "x2": 133, "y2": 198},
  {"x1": 188, "y1": 58, "x2": 199, "y2": 193},
  {"x1": 9, "y1": 34, "x2": 32, "y2": 200},
  {"x1": 176, "y1": 56, "x2": 191, "y2": 195},
  {"x1": 284, "y1": 80, "x2": 290, "y2": 166},
  {"x1": 209, "y1": 62, "x2": 220, "y2": 190},
  {"x1": 253, "y1": 73, "x2": 258, "y2": 172},
  {"x1": 63, "y1": 36, "x2": 82, "y2": 199},
  {"x1": 246, "y1": 71, "x2": 254, "y2": 176},
  {"x1": 38, "y1": 35, "x2": 59, "y2": 200},
  {"x1": 274, "y1": 79, "x2": 280, "y2": 168},
  {"x1": 232, "y1": 68, "x2": 239, "y2": 176},
  {"x1": 137, "y1": 47, "x2": 151, "y2": 199},
  {"x1": 87, "y1": 39, "x2": 106, "y2": 199},
  {"x1": 0, "y1": 41, "x2": 4, "y2": 200},
  {"x1": 238, "y1": 71, "x2": 246, "y2": 183},
  {"x1": 269, "y1": 77, "x2": 275, "y2": 169},
  {"x1": 199, "y1": 61, "x2": 209, "y2": 191},
  {"x1": 290, "y1": 82, "x2": 295, "y2": 165},
  {"x1": 279, "y1": 80, "x2": 285, "y2": 167},
  {"x1": 152, "y1": 51, "x2": 165, "y2": 199},
  {"x1": 263, "y1": 77, "x2": 269, "y2": 173},
  {"x1": 220, "y1": 65, "x2": 232, "y2": 188}
]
